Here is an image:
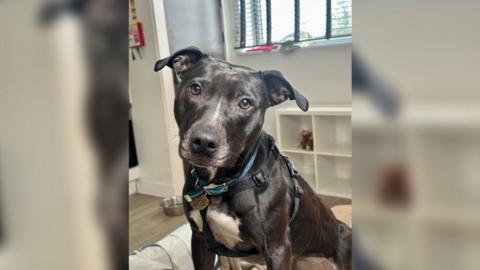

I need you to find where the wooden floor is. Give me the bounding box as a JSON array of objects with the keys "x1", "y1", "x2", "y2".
[
  {"x1": 129, "y1": 193, "x2": 350, "y2": 253},
  {"x1": 129, "y1": 194, "x2": 187, "y2": 253}
]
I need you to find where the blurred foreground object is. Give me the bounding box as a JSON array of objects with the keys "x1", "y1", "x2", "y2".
[
  {"x1": 39, "y1": 0, "x2": 86, "y2": 25},
  {"x1": 0, "y1": 195, "x2": 3, "y2": 246},
  {"x1": 354, "y1": 0, "x2": 480, "y2": 269},
  {"x1": 352, "y1": 52, "x2": 399, "y2": 117},
  {"x1": 0, "y1": 0, "x2": 127, "y2": 269},
  {"x1": 376, "y1": 164, "x2": 410, "y2": 207},
  {"x1": 84, "y1": 0, "x2": 129, "y2": 269}
]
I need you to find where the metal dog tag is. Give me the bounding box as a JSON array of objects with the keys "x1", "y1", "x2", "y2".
[{"x1": 190, "y1": 194, "x2": 209, "y2": 211}]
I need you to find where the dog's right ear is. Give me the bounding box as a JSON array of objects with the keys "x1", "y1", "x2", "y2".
[
  {"x1": 261, "y1": 70, "x2": 309, "y2": 111},
  {"x1": 154, "y1": 47, "x2": 205, "y2": 75}
]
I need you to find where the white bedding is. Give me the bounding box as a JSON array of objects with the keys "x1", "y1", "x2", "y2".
[{"x1": 129, "y1": 223, "x2": 194, "y2": 270}]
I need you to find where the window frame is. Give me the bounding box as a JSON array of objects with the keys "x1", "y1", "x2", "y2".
[{"x1": 235, "y1": 0, "x2": 352, "y2": 50}]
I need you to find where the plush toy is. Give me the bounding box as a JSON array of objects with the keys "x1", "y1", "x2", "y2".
[{"x1": 298, "y1": 130, "x2": 314, "y2": 151}]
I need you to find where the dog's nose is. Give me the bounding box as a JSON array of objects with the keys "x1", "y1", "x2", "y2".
[{"x1": 191, "y1": 129, "x2": 220, "y2": 154}]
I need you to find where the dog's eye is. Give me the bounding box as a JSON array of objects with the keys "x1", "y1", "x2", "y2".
[
  {"x1": 189, "y1": 83, "x2": 201, "y2": 96},
  {"x1": 239, "y1": 98, "x2": 253, "y2": 110}
]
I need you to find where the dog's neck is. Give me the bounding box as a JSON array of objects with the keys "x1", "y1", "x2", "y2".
[{"x1": 192, "y1": 132, "x2": 270, "y2": 183}]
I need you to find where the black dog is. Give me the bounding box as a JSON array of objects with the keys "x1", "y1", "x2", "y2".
[{"x1": 155, "y1": 47, "x2": 351, "y2": 270}]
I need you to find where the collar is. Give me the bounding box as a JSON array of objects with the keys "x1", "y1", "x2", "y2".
[{"x1": 184, "y1": 147, "x2": 259, "y2": 202}]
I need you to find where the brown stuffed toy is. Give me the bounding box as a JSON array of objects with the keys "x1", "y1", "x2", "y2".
[{"x1": 298, "y1": 130, "x2": 314, "y2": 151}]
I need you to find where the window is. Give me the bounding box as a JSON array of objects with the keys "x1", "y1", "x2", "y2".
[{"x1": 234, "y1": 0, "x2": 351, "y2": 49}]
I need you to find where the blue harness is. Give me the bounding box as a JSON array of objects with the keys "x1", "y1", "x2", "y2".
[
  {"x1": 184, "y1": 148, "x2": 259, "y2": 203},
  {"x1": 185, "y1": 139, "x2": 303, "y2": 257}
]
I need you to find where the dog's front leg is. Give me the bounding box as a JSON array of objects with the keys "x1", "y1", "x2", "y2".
[
  {"x1": 263, "y1": 236, "x2": 292, "y2": 270},
  {"x1": 191, "y1": 231, "x2": 216, "y2": 270}
]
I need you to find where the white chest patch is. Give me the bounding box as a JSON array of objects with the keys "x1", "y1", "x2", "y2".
[{"x1": 206, "y1": 209, "x2": 243, "y2": 249}]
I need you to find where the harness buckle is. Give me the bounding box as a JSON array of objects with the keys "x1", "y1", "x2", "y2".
[
  {"x1": 203, "y1": 182, "x2": 229, "y2": 195},
  {"x1": 191, "y1": 168, "x2": 199, "y2": 178},
  {"x1": 252, "y1": 171, "x2": 267, "y2": 187}
]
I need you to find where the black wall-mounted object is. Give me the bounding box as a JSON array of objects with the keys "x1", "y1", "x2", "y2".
[{"x1": 129, "y1": 120, "x2": 138, "y2": 168}]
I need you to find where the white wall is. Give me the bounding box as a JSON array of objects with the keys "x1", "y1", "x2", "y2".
[
  {"x1": 221, "y1": 0, "x2": 352, "y2": 136},
  {"x1": 355, "y1": 0, "x2": 480, "y2": 105},
  {"x1": 0, "y1": 5, "x2": 107, "y2": 268},
  {"x1": 129, "y1": 0, "x2": 174, "y2": 196}
]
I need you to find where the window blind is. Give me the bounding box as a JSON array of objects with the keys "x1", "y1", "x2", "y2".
[
  {"x1": 331, "y1": 0, "x2": 352, "y2": 37},
  {"x1": 235, "y1": 0, "x2": 351, "y2": 48}
]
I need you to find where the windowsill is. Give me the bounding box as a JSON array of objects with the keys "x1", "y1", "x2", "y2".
[
  {"x1": 306, "y1": 36, "x2": 352, "y2": 48},
  {"x1": 234, "y1": 36, "x2": 351, "y2": 55}
]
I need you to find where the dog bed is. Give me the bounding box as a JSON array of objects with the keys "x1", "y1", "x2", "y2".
[
  {"x1": 129, "y1": 223, "x2": 195, "y2": 270},
  {"x1": 129, "y1": 205, "x2": 351, "y2": 270}
]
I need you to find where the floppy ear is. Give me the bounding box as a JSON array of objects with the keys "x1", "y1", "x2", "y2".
[
  {"x1": 262, "y1": 70, "x2": 309, "y2": 111},
  {"x1": 154, "y1": 47, "x2": 205, "y2": 75}
]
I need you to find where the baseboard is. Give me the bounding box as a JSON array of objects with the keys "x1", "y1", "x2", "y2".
[
  {"x1": 136, "y1": 181, "x2": 175, "y2": 197},
  {"x1": 129, "y1": 180, "x2": 137, "y2": 195}
]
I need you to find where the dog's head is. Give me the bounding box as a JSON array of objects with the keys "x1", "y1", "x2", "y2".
[{"x1": 155, "y1": 47, "x2": 308, "y2": 169}]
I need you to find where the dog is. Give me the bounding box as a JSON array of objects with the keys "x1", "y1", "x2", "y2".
[{"x1": 155, "y1": 47, "x2": 351, "y2": 270}]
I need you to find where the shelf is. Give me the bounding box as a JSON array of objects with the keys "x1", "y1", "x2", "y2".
[
  {"x1": 317, "y1": 190, "x2": 352, "y2": 199},
  {"x1": 283, "y1": 148, "x2": 315, "y2": 155},
  {"x1": 277, "y1": 104, "x2": 351, "y2": 116},
  {"x1": 277, "y1": 114, "x2": 313, "y2": 150},
  {"x1": 316, "y1": 155, "x2": 351, "y2": 198},
  {"x1": 286, "y1": 153, "x2": 316, "y2": 189},
  {"x1": 316, "y1": 146, "x2": 352, "y2": 157},
  {"x1": 314, "y1": 115, "x2": 351, "y2": 156},
  {"x1": 276, "y1": 105, "x2": 352, "y2": 199},
  {"x1": 283, "y1": 147, "x2": 351, "y2": 157}
]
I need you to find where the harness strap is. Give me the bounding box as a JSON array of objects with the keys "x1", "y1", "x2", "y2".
[
  {"x1": 282, "y1": 155, "x2": 304, "y2": 223},
  {"x1": 289, "y1": 176, "x2": 303, "y2": 223},
  {"x1": 222, "y1": 171, "x2": 267, "y2": 196}
]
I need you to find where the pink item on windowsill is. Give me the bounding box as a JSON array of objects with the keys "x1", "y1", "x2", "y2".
[{"x1": 246, "y1": 44, "x2": 279, "y2": 52}]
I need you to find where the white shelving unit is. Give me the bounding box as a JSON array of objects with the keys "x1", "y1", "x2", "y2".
[{"x1": 275, "y1": 105, "x2": 352, "y2": 199}]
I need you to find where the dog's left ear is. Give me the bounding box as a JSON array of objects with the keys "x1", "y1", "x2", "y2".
[
  {"x1": 154, "y1": 47, "x2": 205, "y2": 75},
  {"x1": 261, "y1": 70, "x2": 309, "y2": 111}
]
